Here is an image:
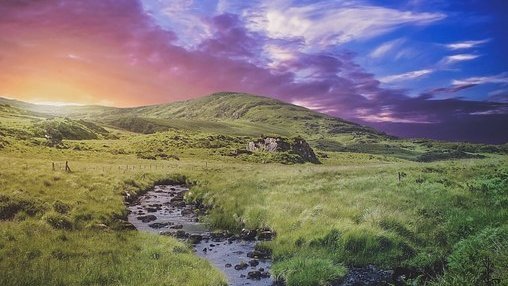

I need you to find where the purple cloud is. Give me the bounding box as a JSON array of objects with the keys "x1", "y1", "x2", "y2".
[{"x1": 0, "y1": 0, "x2": 506, "y2": 143}]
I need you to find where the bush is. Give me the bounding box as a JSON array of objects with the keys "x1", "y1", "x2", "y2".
[
  {"x1": 434, "y1": 227, "x2": 508, "y2": 285},
  {"x1": 467, "y1": 171, "x2": 508, "y2": 207}
]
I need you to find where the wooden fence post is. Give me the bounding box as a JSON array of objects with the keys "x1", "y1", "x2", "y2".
[{"x1": 65, "y1": 161, "x2": 72, "y2": 173}]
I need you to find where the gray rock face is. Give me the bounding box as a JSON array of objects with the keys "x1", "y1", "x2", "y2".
[{"x1": 246, "y1": 137, "x2": 320, "y2": 164}]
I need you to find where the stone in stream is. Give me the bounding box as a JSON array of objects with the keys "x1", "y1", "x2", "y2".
[
  {"x1": 209, "y1": 231, "x2": 228, "y2": 242},
  {"x1": 181, "y1": 208, "x2": 194, "y2": 216},
  {"x1": 146, "y1": 207, "x2": 158, "y2": 213},
  {"x1": 188, "y1": 234, "x2": 203, "y2": 244},
  {"x1": 170, "y1": 224, "x2": 183, "y2": 229},
  {"x1": 148, "y1": 222, "x2": 172, "y2": 229},
  {"x1": 247, "y1": 271, "x2": 262, "y2": 280},
  {"x1": 338, "y1": 265, "x2": 394, "y2": 286},
  {"x1": 251, "y1": 268, "x2": 270, "y2": 279},
  {"x1": 234, "y1": 261, "x2": 249, "y2": 270},
  {"x1": 225, "y1": 263, "x2": 232, "y2": 268},
  {"x1": 148, "y1": 203, "x2": 163, "y2": 209},
  {"x1": 170, "y1": 201, "x2": 186, "y2": 208},
  {"x1": 137, "y1": 215, "x2": 157, "y2": 223},
  {"x1": 249, "y1": 259, "x2": 259, "y2": 267},
  {"x1": 247, "y1": 249, "x2": 271, "y2": 259},
  {"x1": 240, "y1": 229, "x2": 257, "y2": 241},
  {"x1": 176, "y1": 230, "x2": 188, "y2": 238}
]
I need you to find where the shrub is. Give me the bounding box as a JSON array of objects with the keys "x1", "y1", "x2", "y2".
[
  {"x1": 44, "y1": 213, "x2": 74, "y2": 230},
  {"x1": 434, "y1": 227, "x2": 508, "y2": 285}
]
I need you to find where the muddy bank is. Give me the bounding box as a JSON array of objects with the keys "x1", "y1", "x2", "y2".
[{"x1": 127, "y1": 185, "x2": 274, "y2": 286}]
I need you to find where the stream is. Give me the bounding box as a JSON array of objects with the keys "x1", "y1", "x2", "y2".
[{"x1": 127, "y1": 185, "x2": 275, "y2": 286}]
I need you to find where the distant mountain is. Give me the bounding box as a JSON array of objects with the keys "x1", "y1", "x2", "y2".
[
  {"x1": 116, "y1": 92, "x2": 384, "y2": 138},
  {"x1": 1, "y1": 92, "x2": 384, "y2": 139}
]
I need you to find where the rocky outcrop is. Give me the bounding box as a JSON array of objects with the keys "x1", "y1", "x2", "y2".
[{"x1": 247, "y1": 136, "x2": 320, "y2": 164}]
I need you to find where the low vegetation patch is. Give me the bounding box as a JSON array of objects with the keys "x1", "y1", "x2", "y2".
[
  {"x1": 0, "y1": 195, "x2": 45, "y2": 220},
  {"x1": 416, "y1": 150, "x2": 485, "y2": 162}
]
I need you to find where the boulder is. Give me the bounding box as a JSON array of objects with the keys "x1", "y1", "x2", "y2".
[
  {"x1": 234, "y1": 261, "x2": 249, "y2": 271},
  {"x1": 249, "y1": 259, "x2": 259, "y2": 267},
  {"x1": 247, "y1": 249, "x2": 271, "y2": 259},
  {"x1": 246, "y1": 136, "x2": 320, "y2": 164},
  {"x1": 240, "y1": 229, "x2": 257, "y2": 241},
  {"x1": 137, "y1": 215, "x2": 157, "y2": 223},
  {"x1": 247, "y1": 271, "x2": 262, "y2": 280},
  {"x1": 189, "y1": 234, "x2": 203, "y2": 244},
  {"x1": 148, "y1": 222, "x2": 172, "y2": 229},
  {"x1": 174, "y1": 230, "x2": 189, "y2": 239}
]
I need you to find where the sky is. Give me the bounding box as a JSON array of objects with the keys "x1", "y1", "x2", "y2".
[{"x1": 0, "y1": 0, "x2": 507, "y2": 143}]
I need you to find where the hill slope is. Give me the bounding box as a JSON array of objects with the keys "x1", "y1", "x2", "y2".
[
  {"x1": 1, "y1": 93, "x2": 382, "y2": 138},
  {"x1": 107, "y1": 92, "x2": 384, "y2": 139},
  {"x1": 3, "y1": 93, "x2": 503, "y2": 160}
]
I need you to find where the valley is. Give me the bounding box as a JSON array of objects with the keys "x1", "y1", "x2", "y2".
[{"x1": 0, "y1": 92, "x2": 506, "y2": 285}]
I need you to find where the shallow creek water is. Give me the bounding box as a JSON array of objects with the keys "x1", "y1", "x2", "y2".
[{"x1": 127, "y1": 185, "x2": 274, "y2": 286}]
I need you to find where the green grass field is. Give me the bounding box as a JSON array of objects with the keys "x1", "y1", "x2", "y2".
[{"x1": 0, "y1": 94, "x2": 507, "y2": 285}]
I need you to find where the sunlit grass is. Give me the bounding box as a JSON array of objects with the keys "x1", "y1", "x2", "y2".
[{"x1": 0, "y1": 101, "x2": 506, "y2": 285}]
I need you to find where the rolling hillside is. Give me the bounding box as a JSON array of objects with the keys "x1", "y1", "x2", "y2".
[
  {"x1": 1, "y1": 93, "x2": 505, "y2": 160},
  {"x1": 1, "y1": 92, "x2": 382, "y2": 138}
]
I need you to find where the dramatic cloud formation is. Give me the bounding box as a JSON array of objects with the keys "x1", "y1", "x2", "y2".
[{"x1": 0, "y1": 0, "x2": 507, "y2": 143}]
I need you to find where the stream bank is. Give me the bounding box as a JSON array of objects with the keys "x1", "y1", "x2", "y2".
[
  {"x1": 126, "y1": 184, "x2": 406, "y2": 286},
  {"x1": 127, "y1": 185, "x2": 275, "y2": 286}
]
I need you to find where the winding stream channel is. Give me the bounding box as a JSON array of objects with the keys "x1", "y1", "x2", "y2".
[{"x1": 127, "y1": 185, "x2": 275, "y2": 286}]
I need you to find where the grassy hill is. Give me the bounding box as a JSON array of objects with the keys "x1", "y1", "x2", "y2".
[
  {"x1": 1, "y1": 93, "x2": 382, "y2": 137},
  {"x1": 122, "y1": 92, "x2": 380, "y2": 136},
  {"x1": 1, "y1": 93, "x2": 506, "y2": 161}
]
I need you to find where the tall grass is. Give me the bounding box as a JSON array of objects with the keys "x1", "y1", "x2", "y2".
[{"x1": 0, "y1": 120, "x2": 506, "y2": 285}]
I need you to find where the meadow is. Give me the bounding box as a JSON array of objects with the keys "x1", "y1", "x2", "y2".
[{"x1": 0, "y1": 94, "x2": 507, "y2": 285}]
